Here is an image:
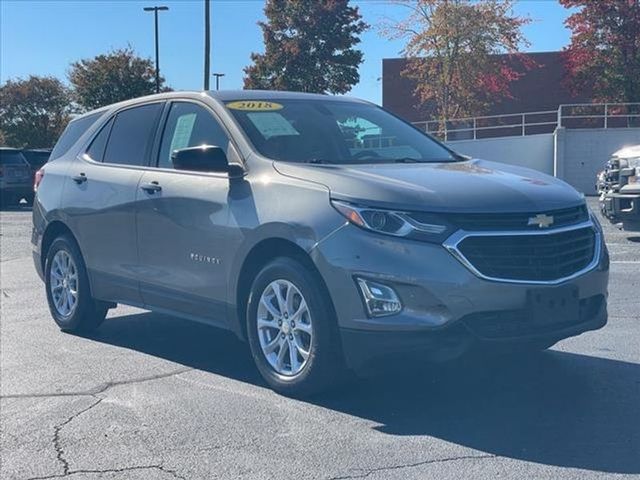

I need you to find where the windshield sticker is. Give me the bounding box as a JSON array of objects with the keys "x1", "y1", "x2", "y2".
[
  {"x1": 226, "y1": 101, "x2": 283, "y2": 111},
  {"x1": 170, "y1": 113, "x2": 197, "y2": 153},
  {"x1": 247, "y1": 112, "x2": 299, "y2": 139}
]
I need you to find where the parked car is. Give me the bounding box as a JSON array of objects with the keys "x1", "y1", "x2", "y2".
[
  {"x1": 32, "y1": 91, "x2": 609, "y2": 395},
  {"x1": 1, "y1": 147, "x2": 34, "y2": 207},
  {"x1": 599, "y1": 145, "x2": 640, "y2": 231}
]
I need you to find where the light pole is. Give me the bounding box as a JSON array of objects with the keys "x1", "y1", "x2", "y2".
[
  {"x1": 212, "y1": 73, "x2": 225, "y2": 90},
  {"x1": 143, "y1": 5, "x2": 169, "y2": 94},
  {"x1": 204, "y1": 0, "x2": 211, "y2": 90}
]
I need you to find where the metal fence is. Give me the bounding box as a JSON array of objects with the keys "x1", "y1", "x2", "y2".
[{"x1": 412, "y1": 102, "x2": 640, "y2": 141}]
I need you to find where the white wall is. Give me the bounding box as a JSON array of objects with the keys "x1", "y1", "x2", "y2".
[
  {"x1": 554, "y1": 127, "x2": 640, "y2": 195},
  {"x1": 447, "y1": 133, "x2": 554, "y2": 175}
]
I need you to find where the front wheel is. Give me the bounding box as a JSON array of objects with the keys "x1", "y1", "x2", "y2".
[
  {"x1": 246, "y1": 257, "x2": 343, "y2": 396},
  {"x1": 45, "y1": 235, "x2": 108, "y2": 332}
]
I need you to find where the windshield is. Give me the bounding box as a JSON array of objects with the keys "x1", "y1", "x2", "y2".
[{"x1": 225, "y1": 99, "x2": 458, "y2": 164}]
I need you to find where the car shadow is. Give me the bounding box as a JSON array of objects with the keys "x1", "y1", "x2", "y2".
[{"x1": 82, "y1": 310, "x2": 639, "y2": 475}]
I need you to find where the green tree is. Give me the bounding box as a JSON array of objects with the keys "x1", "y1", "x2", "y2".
[
  {"x1": 561, "y1": 0, "x2": 640, "y2": 103},
  {"x1": 69, "y1": 47, "x2": 167, "y2": 110},
  {"x1": 0, "y1": 76, "x2": 72, "y2": 148},
  {"x1": 383, "y1": 0, "x2": 531, "y2": 127},
  {"x1": 244, "y1": 0, "x2": 368, "y2": 94}
]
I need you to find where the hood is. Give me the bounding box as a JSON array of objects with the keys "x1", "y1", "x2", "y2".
[{"x1": 274, "y1": 159, "x2": 585, "y2": 213}]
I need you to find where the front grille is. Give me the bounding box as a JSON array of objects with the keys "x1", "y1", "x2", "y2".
[
  {"x1": 414, "y1": 205, "x2": 589, "y2": 231},
  {"x1": 456, "y1": 226, "x2": 596, "y2": 282}
]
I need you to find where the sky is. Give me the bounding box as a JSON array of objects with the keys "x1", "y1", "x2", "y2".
[{"x1": 1, "y1": 0, "x2": 574, "y2": 105}]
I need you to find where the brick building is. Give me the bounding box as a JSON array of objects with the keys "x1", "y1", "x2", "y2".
[{"x1": 382, "y1": 51, "x2": 591, "y2": 124}]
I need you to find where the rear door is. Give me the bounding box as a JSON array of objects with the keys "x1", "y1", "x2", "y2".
[
  {"x1": 135, "y1": 100, "x2": 242, "y2": 324},
  {"x1": 63, "y1": 102, "x2": 164, "y2": 304}
]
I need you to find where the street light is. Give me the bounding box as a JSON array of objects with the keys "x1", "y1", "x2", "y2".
[
  {"x1": 212, "y1": 73, "x2": 225, "y2": 90},
  {"x1": 143, "y1": 5, "x2": 169, "y2": 94},
  {"x1": 204, "y1": 0, "x2": 211, "y2": 90}
]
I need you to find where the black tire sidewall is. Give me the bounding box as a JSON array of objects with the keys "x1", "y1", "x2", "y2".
[
  {"x1": 246, "y1": 257, "x2": 339, "y2": 396},
  {"x1": 44, "y1": 235, "x2": 104, "y2": 332}
]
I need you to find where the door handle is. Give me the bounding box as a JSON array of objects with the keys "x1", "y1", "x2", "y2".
[
  {"x1": 140, "y1": 181, "x2": 162, "y2": 193},
  {"x1": 72, "y1": 173, "x2": 87, "y2": 184}
]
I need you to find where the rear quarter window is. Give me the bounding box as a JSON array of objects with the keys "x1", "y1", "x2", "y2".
[{"x1": 49, "y1": 112, "x2": 102, "y2": 161}]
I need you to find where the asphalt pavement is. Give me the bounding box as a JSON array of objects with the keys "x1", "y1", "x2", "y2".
[{"x1": 1, "y1": 197, "x2": 639, "y2": 480}]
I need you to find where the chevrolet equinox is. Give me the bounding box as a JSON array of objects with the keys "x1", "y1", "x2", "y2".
[{"x1": 32, "y1": 91, "x2": 609, "y2": 395}]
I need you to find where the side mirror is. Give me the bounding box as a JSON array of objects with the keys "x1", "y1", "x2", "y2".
[{"x1": 171, "y1": 145, "x2": 229, "y2": 173}]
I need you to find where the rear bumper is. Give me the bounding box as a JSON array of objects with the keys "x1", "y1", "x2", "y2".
[
  {"x1": 0, "y1": 184, "x2": 32, "y2": 197},
  {"x1": 340, "y1": 294, "x2": 607, "y2": 371}
]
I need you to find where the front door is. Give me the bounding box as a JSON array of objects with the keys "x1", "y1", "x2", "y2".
[{"x1": 135, "y1": 101, "x2": 242, "y2": 325}]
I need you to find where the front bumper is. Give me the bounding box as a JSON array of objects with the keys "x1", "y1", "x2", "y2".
[
  {"x1": 602, "y1": 191, "x2": 640, "y2": 231},
  {"x1": 312, "y1": 223, "x2": 609, "y2": 371}
]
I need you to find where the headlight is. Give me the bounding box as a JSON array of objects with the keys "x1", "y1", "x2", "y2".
[{"x1": 331, "y1": 199, "x2": 454, "y2": 243}]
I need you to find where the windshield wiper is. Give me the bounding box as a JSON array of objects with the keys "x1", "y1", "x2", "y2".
[
  {"x1": 307, "y1": 158, "x2": 334, "y2": 164},
  {"x1": 393, "y1": 157, "x2": 422, "y2": 163}
]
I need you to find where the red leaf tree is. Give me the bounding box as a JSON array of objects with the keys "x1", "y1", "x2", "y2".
[
  {"x1": 383, "y1": 0, "x2": 533, "y2": 128},
  {"x1": 561, "y1": 0, "x2": 640, "y2": 103}
]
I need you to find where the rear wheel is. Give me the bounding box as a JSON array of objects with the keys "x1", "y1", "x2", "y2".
[
  {"x1": 45, "y1": 235, "x2": 108, "y2": 332},
  {"x1": 246, "y1": 257, "x2": 342, "y2": 396}
]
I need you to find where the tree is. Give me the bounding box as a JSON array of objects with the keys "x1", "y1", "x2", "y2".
[
  {"x1": 561, "y1": 0, "x2": 640, "y2": 103},
  {"x1": 69, "y1": 47, "x2": 167, "y2": 110},
  {"x1": 0, "y1": 76, "x2": 72, "y2": 148},
  {"x1": 383, "y1": 0, "x2": 532, "y2": 127},
  {"x1": 244, "y1": 0, "x2": 368, "y2": 94}
]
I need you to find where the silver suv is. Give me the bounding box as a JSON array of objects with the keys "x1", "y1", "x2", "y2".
[{"x1": 32, "y1": 91, "x2": 609, "y2": 395}]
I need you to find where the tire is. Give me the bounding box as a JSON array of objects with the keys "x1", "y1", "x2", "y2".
[
  {"x1": 45, "y1": 235, "x2": 108, "y2": 332},
  {"x1": 24, "y1": 193, "x2": 35, "y2": 206},
  {"x1": 246, "y1": 257, "x2": 343, "y2": 396}
]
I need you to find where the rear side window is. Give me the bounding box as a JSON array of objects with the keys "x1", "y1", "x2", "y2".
[
  {"x1": 86, "y1": 117, "x2": 115, "y2": 162},
  {"x1": 0, "y1": 150, "x2": 28, "y2": 165},
  {"x1": 103, "y1": 103, "x2": 163, "y2": 166},
  {"x1": 50, "y1": 112, "x2": 102, "y2": 161}
]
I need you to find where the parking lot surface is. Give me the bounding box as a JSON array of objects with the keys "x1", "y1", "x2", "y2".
[{"x1": 1, "y1": 198, "x2": 639, "y2": 480}]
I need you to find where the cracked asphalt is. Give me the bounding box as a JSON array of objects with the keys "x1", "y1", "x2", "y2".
[{"x1": 1, "y1": 198, "x2": 639, "y2": 479}]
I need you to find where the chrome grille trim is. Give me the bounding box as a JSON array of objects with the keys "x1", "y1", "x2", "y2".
[{"x1": 443, "y1": 220, "x2": 601, "y2": 285}]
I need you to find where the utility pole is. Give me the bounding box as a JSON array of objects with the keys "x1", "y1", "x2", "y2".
[
  {"x1": 204, "y1": 0, "x2": 211, "y2": 90},
  {"x1": 143, "y1": 6, "x2": 169, "y2": 94},
  {"x1": 212, "y1": 73, "x2": 225, "y2": 90}
]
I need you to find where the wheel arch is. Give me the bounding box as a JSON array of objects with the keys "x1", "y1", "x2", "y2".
[
  {"x1": 41, "y1": 221, "x2": 79, "y2": 274},
  {"x1": 234, "y1": 237, "x2": 337, "y2": 342}
]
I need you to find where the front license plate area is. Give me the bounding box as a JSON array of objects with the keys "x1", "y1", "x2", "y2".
[{"x1": 527, "y1": 286, "x2": 579, "y2": 325}]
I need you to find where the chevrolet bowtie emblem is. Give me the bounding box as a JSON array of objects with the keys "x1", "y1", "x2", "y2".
[{"x1": 528, "y1": 213, "x2": 554, "y2": 228}]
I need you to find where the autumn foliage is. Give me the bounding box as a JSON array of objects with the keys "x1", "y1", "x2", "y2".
[
  {"x1": 561, "y1": 0, "x2": 640, "y2": 103},
  {"x1": 384, "y1": 0, "x2": 532, "y2": 125},
  {"x1": 244, "y1": 0, "x2": 368, "y2": 94}
]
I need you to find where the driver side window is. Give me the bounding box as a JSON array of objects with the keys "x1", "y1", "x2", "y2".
[{"x1": 157, "y1": 102, "x2": 229, "y2": 169}]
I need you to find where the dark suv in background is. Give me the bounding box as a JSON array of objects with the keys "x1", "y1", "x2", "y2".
[
  {"x1": 1, "y1": 147, "x2": 33, "y2": 207},
  {"x1": 32, "y1": 91, "x2": 609, "y2": 395}
]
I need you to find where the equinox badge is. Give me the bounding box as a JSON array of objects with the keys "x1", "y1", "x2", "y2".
[{"x1": 528, "y1": 213, "x2": 554, "y2": 229}]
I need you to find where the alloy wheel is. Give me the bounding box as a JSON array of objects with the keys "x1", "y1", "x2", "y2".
[
  {"x1": 49, "y1": 250, "x2": 79, "y2": 317},
  {"x1": 257, "y1": 279, "x2": 313, "y2": 376}
]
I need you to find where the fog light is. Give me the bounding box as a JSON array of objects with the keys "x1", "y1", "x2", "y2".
[{"x1": 356, "y1": 278, "x2": 402, "y2": 317}]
